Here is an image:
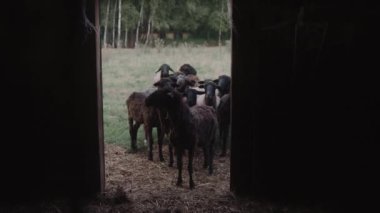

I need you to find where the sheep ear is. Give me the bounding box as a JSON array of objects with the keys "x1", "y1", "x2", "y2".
[
  {"x1": 155, "y1": 68, "x2": 161, "y2": 73},
  {"x1": 213, "y1": 79, "x2": 219, "y2": 84},
  {"x1": 153, "y1": 82, "x2": 159, "y2": 87},
  {"x1": 169, "y1": 66, "x2": 174, "y2": 72}
]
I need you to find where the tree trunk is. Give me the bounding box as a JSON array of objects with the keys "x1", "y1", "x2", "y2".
[
  {"x1": 117, "y1": 0, "x2": 122, "y2": 48},
  {"x1": 144, "y1": 16, "x2": 152, "y2": 47},
  {"x1": 103, "y1": 0, "x2": 110, "y2": 48},
  {"x1": 226, "y1": 0, "x2": 232, "y2": 40},
  {"x1": 112, "y1": 0, "x2": 117, "y2": 48},
  {"x1": 135, "y1": 0, "x2": 144, "y2": 48},
  {"x1": 218, "y1": 0, "x2": 224, "y2": 47},
  {"x1": 124, "y1": 27, "x2": 128, "y2": 48}
]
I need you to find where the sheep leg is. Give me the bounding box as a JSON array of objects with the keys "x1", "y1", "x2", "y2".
[
  {"x1": 168, "y1": 141, "x2": 174, "y2": 167},
  {"x1": 202, "y1": 146, "x2": 208, "y2": 169},
  {"x1": 176, "y1": 147, "x2": 183, "y2": 187},
  {"x1": 132, "y1": 123, "x2": 141, "y2": 149},
  {"x1": 145, "y1": 125, "x2": 154, "y2": 161},
  {"x1": 208, "y1": 139, "x2": 215, "y2": 175},
  {"x1": 220, "y1": 127, "x2": 227, "y2": 157},
  {"x1": 128, "y1": 118, "x2": 135, "y2": 150},
  {"x1": 157, "y1": 126, "x2": 164, "y2": 162},
  {"x1": 169, "y1": 132, "x2": 174, "y2": 167},
  {"x1": 188, "y1": 148, "x2": 195, "y2": 189},
  {"x1": 129, "y1": 119, "x2": 139, "y2": 150}
]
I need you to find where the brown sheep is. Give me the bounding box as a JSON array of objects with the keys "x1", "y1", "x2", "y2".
[{"x1": 126, "y1": 91, "x2": 164, "y2": 161}]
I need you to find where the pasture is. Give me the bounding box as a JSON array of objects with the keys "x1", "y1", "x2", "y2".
[{"x1": 102, "y1": 45, "x2": 231, "y2": 148}]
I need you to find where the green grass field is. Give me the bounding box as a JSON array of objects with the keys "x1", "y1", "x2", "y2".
[{"x1": 101, "y1": 45, "x2": 231, "y2": 149}]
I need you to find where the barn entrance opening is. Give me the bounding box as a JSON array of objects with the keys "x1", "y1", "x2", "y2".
[{"x1": 99, "y1": 0, "x2": 232, "y2": 211}]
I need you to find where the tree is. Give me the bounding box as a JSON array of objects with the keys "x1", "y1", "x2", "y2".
[
  {"x1": 169, "y1": 0, "x2": 207, "y2": 33},
  {"x1": 122, "y1": 0, "x2": 139, "y2": 48},
  {"x1": 117, "y1": 0, "x2": 122, "y2": 48},
  {"x1": 205, "y1": 0, "x2": 229, "y2": 43},
  {"x1": 102, "y1": 0, "x2": 111, "y2": 48},
  {"x1": 152, "y1": 0, "x2": 175, "y2": 32},
  {"x1": 226, "y1": 0, "x2": 232, "y2": 35},
  {"x1": 144, "y1": 0, "x2": 159, "y2": 47},
  {"x1": 135, "y1": 0, "x2": 144, "y2": 48},
  {"x1": 218, "y1": 0, "x2": 224, "y2": 46},
  {"x1": 112, "y1": 0, "x2": 117, "y2": 47},
  {"x1": 99, "y1": 0, "x2": 232, "y2": 47}
]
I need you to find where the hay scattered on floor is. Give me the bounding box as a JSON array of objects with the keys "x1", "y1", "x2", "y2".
[
  {"x1": 103, "y1": 143, "x2": 326, "y2": 213},
  {"x1": 105, "y1": 143, "x2": 238, "y2": 212}
]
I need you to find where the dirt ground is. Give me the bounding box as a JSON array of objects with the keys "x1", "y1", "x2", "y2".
[
  {"x1": 92, "y1": 143, "x2": 329, "y2": 213},
  {"x1": 104, "y1": 143, "x2": 236, "y2": 212}
]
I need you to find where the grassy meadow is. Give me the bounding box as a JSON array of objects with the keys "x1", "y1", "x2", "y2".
[{"x1": 101, "y1": 45, "x2": 231, "y2": 149}]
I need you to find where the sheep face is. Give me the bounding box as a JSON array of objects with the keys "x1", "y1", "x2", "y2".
[
  {"x1": 214, "y1": 75, "x2": 231, "y2": 97},
  {"x1": 153, "y1": 77, "x2": 177, "y2": 90},
  {"x1": 145, "y1": 88, "x2": 180, "y2": 110},
  {"x1": 184, "y1": 88, "x2": 205, "y2": 107},
  {"x1": 156, "y1": 64, "x2": 174, "y2": 78},
  {"x1": 199, "y1": 81, "x2": 219, "y2": 107}
]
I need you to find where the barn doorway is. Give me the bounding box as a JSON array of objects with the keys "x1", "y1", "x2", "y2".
[{"x1": 99, "y1": 0, "x2": 233, "y2": 211}]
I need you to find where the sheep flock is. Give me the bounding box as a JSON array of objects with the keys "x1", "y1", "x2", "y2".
[{"x1": 126, "y1": 63, "x2": 231, "y2": 189}]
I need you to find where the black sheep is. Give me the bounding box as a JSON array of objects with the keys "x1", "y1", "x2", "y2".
[
  {"x1": 145, "y1": 87, "x2": 217, "y2": 189},
  {"x1": 198, "y1": 80, "x2": 221, "y2": 109},
  {"x1": 214, "y1": 75, "x2": 231, "y2": 98},
  {"x1": 153, "y1": 64, "x2": 174, "y2": 83},
  {"x1": 217, "y1": 93, "x2": 231, "y2": 156}
]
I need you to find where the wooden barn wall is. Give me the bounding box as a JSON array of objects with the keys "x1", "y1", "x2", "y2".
[
  {"x1": 230, "y1": 0, "x2": 379, "y2": 209},
  {"x1": 1, "y1": 0, "x2": 103, "y2": 201}
]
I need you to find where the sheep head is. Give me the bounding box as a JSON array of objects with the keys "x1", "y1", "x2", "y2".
[
  {"x1": 213, "y1": 75, "x2": 231, "y2": 97},
  {"x1": 199, "y1": 80, "x2": 220, "y2": 107},
  {"x1": 179, "y1": 64, "x2": 197, "y2": 75},
  {"x1": 153, "y1": 77, "x2": 177, "y2": 90},
  {"x1": 183, "y1": 87, "x2": 205, "y2": 107},
  {"x1": 155, "y1": 63, "x2": 174, "y2": 78},
  {"x1": 145, "y1": 87, "x2": 181, "y2": 110}
]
